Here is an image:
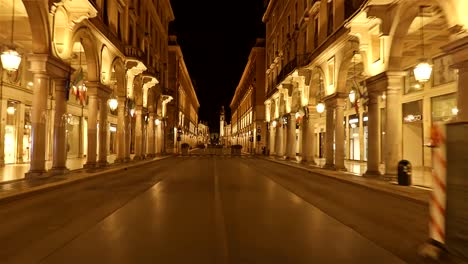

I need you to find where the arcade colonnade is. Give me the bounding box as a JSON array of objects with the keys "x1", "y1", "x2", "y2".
[
  {"x1": 262, "y1": 0, "x2": 468, "y2": 186},
  {"x1": 0, "y1": 0, "x2": 177, "y2": 177}
]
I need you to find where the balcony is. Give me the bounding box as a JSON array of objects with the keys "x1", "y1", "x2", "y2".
[
  {"x1": 124, "y1": 45, "x2": 146, "y2": 62},
  {"x1": 275, "y1": 53, "x2": 311, "y2": 87}
]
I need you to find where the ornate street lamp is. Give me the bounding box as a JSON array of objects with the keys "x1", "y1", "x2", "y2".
[
  {"x1": 316, "y1": 102, "x2": 325, "y2": 113},
  {"x1": 155, "y1": 118, "x2": 161, "y2": 126},
  {"x1": 348, "y1": 89, "x2": 356, "y2": 104},
  {"x1": 413, "y1": 6, "x2": 432, "y2": 83},
  {"x1": 1, "y1": 0, "x2": 21, "y2": 71}
]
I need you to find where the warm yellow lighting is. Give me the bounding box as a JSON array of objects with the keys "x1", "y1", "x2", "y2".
[
  {"x1": 6, "y1": 106, "x2": 15, "y2": 115},
  {"x1": 349, "y1": 89, "x2": 356, "y2": 103},
  {"x1": 414, "y1": 62, "x2": 432, "y2": 83},
  {"x1": 130, "y1": 108, "x2": 135, "y2": 117},
  {"x1": 1, "y1": 49, "x2": 21, "y2": 71},
  {"x1": 316, "y1": 102, "x2": 325, "y2": 113},
  {"x1": 452, "y1": 107, "x2": 459, "y2": 116},
  {"x1": 108, "y1": 98, "x2": 118, "y2": 111},
  {"x1": 272, "y1": 120, "x2": 277, "y2": 128},
  {"x1": 155, "y1": 119, "x2": 161, "y2": 126}
]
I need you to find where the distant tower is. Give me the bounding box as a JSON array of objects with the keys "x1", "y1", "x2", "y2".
[{"x1": 220, "y1": 106, "x2": 225, "y2": 137}]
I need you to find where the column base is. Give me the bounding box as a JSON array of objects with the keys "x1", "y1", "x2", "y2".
[
  {"x1": 133, "y1": 155, "x2": 144, "y2": 161},
  {"x1": 114, "y1": 158, "x2": 125, "y2": 164},
  {"x1": 83, "y1": 162, "x2": 97, "y2": 169},
  {"x1": 323, "y1": 163, "x2": 335, "y2": 170},
  {"x1": 301, "y1": 159, "x2": 317, "y2": 166},
  {"x1": 363, "y1": 170, "x2": 381, "y2": 177},
  {"x1": 48, "y1": 167, "x2": 70, "y2": 176},
  {"x1": 145, "y1": 154, "x2": 155, "y2": 159},
  {"x1": 25, "y1": 170, "x2": 48, "y2": 178},
  {"x1": 334, "y1": 166, "x2": 347, "y2": 172},
  {"x1": 97, "y1": 161, "x2": 109, "y2": 168},
  {"x1": 124, "y1": 157, "x2": 131, "y2": 162}
]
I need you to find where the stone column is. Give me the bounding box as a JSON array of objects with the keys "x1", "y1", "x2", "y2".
[
  {"x1": 146, "y1": 113, "x2": 155, "y2": 157},
  {"x1": 324, "y1": 99, "x2": 335, "y2": 169},
  {"x1": 384, "y1": 72, "x2": 405, "y2": 181},
  {"x1": 84, "y1": 94, "x2": 98, "y2": 169},
  {"x1": 15, "y1": 103, "x2": 25, "y2": 164},
  {"x1": 335, "y1": 97, "x2": 346, "y2": 171},
  {"x1": 269, "y1": 123, "x2": 276, "y2": 155},
  {"x1": 364, "y1": 91, "x2": 381, "y2": 176},
  {"x1": 155, "y1": 121, "x2": 162, "y2": 155},
  {"x1": 287, "y1": 113, "x2": 296, "y2": 160},
  {"x1": 98, "y1": 94, "x2": 109, "y2": 167},
  {"x1": 0, "y1": 99, "x2": 7, "y2": 166},
  {"x1": 133, "y1": 105, "x2": 144, "y2": 160},
  {"x1": 125, "y1": 113, "x2": 131, "y2": 161},
  {"x1": 358, "y1": 107, "x2": 365, "y2": 161},
  {"x1": 275, "y1": 122, "x2": 284, "y2": 157},
  {"x1": 302, "y1": 106, "x2": 316, "y2": 165},
  {"x1": 115, "y1": 96, "x2": 126, "y2": 163},
  {"x1": 26, "y1": 56, "x2": 50, "y2": 177},
  {"x1": 50, "y1": 79, "x2": 69, "y2": 174}
]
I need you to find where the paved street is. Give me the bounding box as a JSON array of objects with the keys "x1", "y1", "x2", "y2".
[{"x1": 0, "y1": 150, "x2": 431, "y2": 263}]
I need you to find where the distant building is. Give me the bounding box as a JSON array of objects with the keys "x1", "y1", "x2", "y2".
[{"x1": 230, "y1": 38, "x2": 266, "y2": 154}]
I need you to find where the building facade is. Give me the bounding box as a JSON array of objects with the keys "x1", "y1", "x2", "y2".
[
  {"x1": 230, "y1": 38, "x2": 266, "y2": 154},
  {"x1": 166, "y1": 36, "x2": 200, "y2": 152},
  {"x1": 263, "y1": 0, "x2": 467, "y2": 188},
  {"x1": 0, "y1": 0, "x2": 175, "y2": 177}
]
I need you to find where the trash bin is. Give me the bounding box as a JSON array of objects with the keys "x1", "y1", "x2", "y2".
[{"x1": 397, "y1": 160, "x2": 412, "y2": 186}]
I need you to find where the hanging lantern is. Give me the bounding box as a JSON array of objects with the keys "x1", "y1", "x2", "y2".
[
  {"x1": 1, "y1": 0, "x2": 21, "y2": 71},
  {"x1": 413, "y1": 61, "x2": 432, "y2": 83},
  {"x1": 155, "y1": 119, "x2": 161, "y2": 126},
  {"x1": 6, "y1": 106, "x2": 16, "y2": 115},
  {"x1": 1, "y1": 49, "x2": 21, "y2": 71},
  {"x1": 349, "y1": 89, "x2": 356, "y2": 103},
  {"x1": 108, "y1": 97, "x2": 118, "y2": 111},
  {"x1": 316, "y1": 102, "x2": 325, "y2": 113}
]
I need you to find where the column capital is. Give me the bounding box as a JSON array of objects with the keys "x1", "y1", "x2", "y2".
[
  {"x1": 86, "y1": 81, "x2": 111, "y2": 97},
  {"x1": 28, "y1": 54, "x2": 71, "y2": 78}
]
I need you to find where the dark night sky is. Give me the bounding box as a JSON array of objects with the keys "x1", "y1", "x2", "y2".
[{"x1": 170, "y1": 1, "x2": 266, "y2": 133}]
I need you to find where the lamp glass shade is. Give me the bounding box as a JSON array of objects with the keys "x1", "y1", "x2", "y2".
[
  {"x1": 349, "y1": 89, "x2": 356, "y2": 103},
  {"x1": 6, "y1": 106, "x2": 15, "y2": 115},
  {"x1": 130, "y1": 108, "x2": 135, "y2": 117},
  {"x1": 1, "y1": 49, "x2": 21, "y2": 71},
  {"x1": 272, "y1": 120, "x2": 277, "y2": 128},
  {"x1": 316, "y1": 102, "x2": 325, "y2": 113},
  {"x1": 155, "y1": 119, "x2": 161, "y2": 126},
  {"x1": 413, "y1": 62, "x2": 432, "y2": 83},
  {"x1": 108, "y1": 98, "x2": 118, "y2": 111}
]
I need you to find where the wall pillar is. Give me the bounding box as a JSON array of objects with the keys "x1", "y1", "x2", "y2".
[
  {"x1": 335, "y1": 97, "x2": 346, "y2": 171},
  {"x1": 302, "y1": 106, "x2": 316, "y2": 165},
  {"x1": 84, "y1": 93, "x2": 98, "y2": 169},
  {"x1": 133, "y1": 105, "x2": 144, "y2": 160},
  {"x1": 287, "y1": 113, "x2": 296, "y2": 160},
  {"x1": 50, "y1": 79, "x2": 69, "y2": 175},
  {"x1": 362, "y1": 73, "x2": 387, "y2": 176},
  {"x1": 324, "y1": 99, "x2": 335, "y2": 169},
  {"x1": 275, "y1": 122, "x2": 284, "y2": 157},
  {"x1": 98, "y1": 93, "x2": 109, "y2": 167},
  {"x1": 146, "y1": 113, "x2": 155, "y2": 157},
  {"x1": 26, "y1": 56, "x2": 50, "y2": 177},
  {"x1": 115, "y1": 96, "x2": 126, "y2": 163},
  {"x1": 269, "y1": 122, "x2": 276, "y2": 155},
  {"x1": 384, "y1": 72, "x2": 405, "y2": 181}
]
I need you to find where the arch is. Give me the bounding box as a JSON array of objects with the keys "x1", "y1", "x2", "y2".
[
  {"x1": 387, "y1": 0, "x2": 455, "y2": 71},
  {"x1": 336, "y1": 40, "x2": 360, "y2": 94},
  {"x1": 101, "y1": 45, "x2": 112, "y2": 84},
  {"x1": 70, "y1": 27, "x2": 100, "y2": 82},
  {"x1": 52, "y1": 6, "x2": 70, "y2": 58},
  {"x1": 22, "y1": 0, "x2": 50, "y2": 53},
  {"x1": 308, "y1": 66, "x2": 326, "y2": 104},
  {"x1": 111, "y1": 57, "x2": 126, "y2": 97}
]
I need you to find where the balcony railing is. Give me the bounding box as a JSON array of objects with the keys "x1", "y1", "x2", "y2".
[
  {"x1": 124, "y1": 45, "x2": 146, "y2": 62},
  {"x1": 275, "y1": 53, "x2": 311, "y2": 86}
]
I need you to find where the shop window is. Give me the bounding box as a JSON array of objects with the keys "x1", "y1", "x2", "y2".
[
  {"x1": 432, "y1": 55, "x2": 457, "y2": 87},
  {"x1": 404, "y1": 70, "x2": 423, "y2": 94},
  {"x1": 431, "y1": 93, "x2": 457, "y2": 123}
]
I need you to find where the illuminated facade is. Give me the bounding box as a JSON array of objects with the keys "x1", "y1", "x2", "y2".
[
  {"x1": 230, "y1": 38, "x2": 266, "y2": 154},
  {"x1": 0, "y1": 0, "x2": 175, "y2": 176},
  {"x1": 263, "y1": 0, "x2": 467, "y2": 186},
  {"x1": 166, "y1": 36, "x2": 200, "y2": 152}
]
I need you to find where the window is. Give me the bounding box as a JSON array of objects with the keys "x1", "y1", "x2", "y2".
[
  {"x1": 327, "y1": 0, "x2": 334, "y2": 36},
  {"x1": 314, "y1": 15, "x2": 319, "y2": 48}
]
